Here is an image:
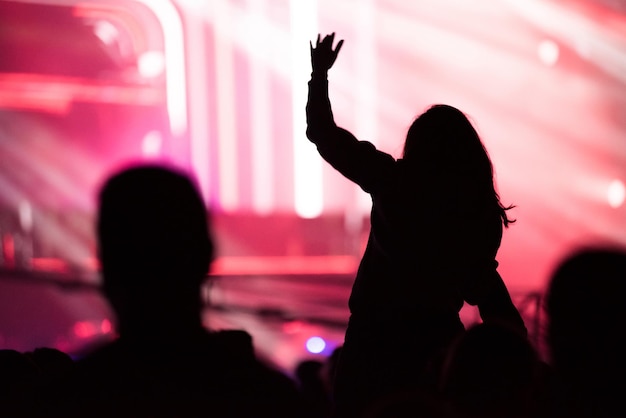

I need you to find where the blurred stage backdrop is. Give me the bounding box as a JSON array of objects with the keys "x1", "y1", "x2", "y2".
[{"x1": 0, "y1": 0, "x2": 625, "y2": 372}]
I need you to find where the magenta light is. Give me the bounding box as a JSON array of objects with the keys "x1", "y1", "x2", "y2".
[
  {"x1": 101, "y1": 319, "x2": 113, "y2": 334},
  {"x1": 73, "y1": 321, "x2": 98, "y2": 339}
]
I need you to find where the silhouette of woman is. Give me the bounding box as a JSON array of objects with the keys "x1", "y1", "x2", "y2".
[{"x1": 306, "y1": 33, "x2": 526, "y2": 418}]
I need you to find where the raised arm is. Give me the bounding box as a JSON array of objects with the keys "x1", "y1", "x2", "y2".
[{"x1": 306, "y1": 33, "x2": 394, "y2": 194}]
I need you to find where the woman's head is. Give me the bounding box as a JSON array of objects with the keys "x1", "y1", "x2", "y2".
[
  {"x1": 403, "y1": 104, "x2": 514, "y2": 226},
  {"x1": 403, "y1": 105, "x2": 483, "y2": 161}
]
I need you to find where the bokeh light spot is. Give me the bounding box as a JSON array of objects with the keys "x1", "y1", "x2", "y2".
[
  {"x1": 305, "y1": 336, "x2": 326, "y2": 354},
  {"x1": 538, "y1": 40, "x2": 559, "y2": 66},
  {"x1": 73, "y1": 321, "x2": 97, "y2": 339},
  {"x1": 607, "y1": 179, "x2": 625, "y2": 208},
  {"x1": 138, "y1": 51, "x2": 166, "y2": 78},
  {"x1": 101, "y1": 319, "x2": 112, "y2": 334},
  {"x1": 142, "y1": 131, "x2": 163, "y2": 157}
]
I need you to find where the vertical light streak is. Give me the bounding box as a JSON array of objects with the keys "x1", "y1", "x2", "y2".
[
  {"x1": 247, "y1": 0, "x2": 274, "y2": 215},
  {"x1": 212, "y1": 0, "x2": 239, "y2": 211},
  {"x1": 354, "y1": 0, "x2": 378, "y2": 214},
  {"x1": 185, "y1": 13, "x2": 212, "y2": 202},
  {"x1": 136, "y1": 0, "x2": 187, "y2": 137},
  {"x1": 290, "y1": 0, "x2": 320, "y2": 218}
]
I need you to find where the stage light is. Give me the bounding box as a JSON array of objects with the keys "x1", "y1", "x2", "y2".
[
  {"x1": 607, "y1": 179, "x2": 625, "y2": 208},
  {"x1": 538, "y1": 39, "x2": 559, "y2": 66},
  {"x1": 138, "y1": 51, "x2": 165, "y2": 78},
  {"x1": 282, "y1": 320, "x2": 305, "y2": 334},
  {"x1": 305, "y1": 336, "x2": 326, "y2": 354}
]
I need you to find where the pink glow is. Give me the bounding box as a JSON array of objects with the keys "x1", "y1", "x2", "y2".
[
  {"x1": 3, "y1": 234, "x2": 15, "y2": 268},
  {"x1": 30, "y1": 258, "x2": 70, "y2": 274},
  {"x1": 210, "y1": 255, "x2": 359, "y2": 276},
  {"x1": 73, "y1": 321, "x2": 98, "y2": 339},
  {"x1": 0, "y1": 73, "x2": 164, "y2": 111},
  {"x1": 282, "y1": 320, "x2": 305, "y2": 334},
  {"x1": 212, "y1": 0, "x2": 240, "y2": 211},
  {"x1": 3, "y1": 0, "x2": 623, "y2": 289},
  {"x1": 73, "y1": 3, "x2": 149, "y2": 53},
  {"x1": 1, "y1": 0, "x2": 626, "y2": 369},
  {"x1": 101, "y1": 319, "x2": 113, "y2": 334},
  {"x1": 29, "y1": 255, "x2": 358, "y2": 276}
]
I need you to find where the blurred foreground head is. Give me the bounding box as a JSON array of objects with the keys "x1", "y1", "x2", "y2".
[
  {"x1": 546, "y1": 247, "x2": 626, "y2": 381},
  {"x1": 97, "y1": 165, "x2": 213, "y2": 333},
  {"x1": 440, "y1": 322, "x2": 538, "y2": 418},
  {"x1": 546, "y1": 247, "x2": 626, "y2": 418}
]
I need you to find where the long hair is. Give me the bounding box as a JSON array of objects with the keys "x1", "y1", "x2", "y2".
[{"x1": 402, "y1": 104, "x2": 514, "y2": 227}]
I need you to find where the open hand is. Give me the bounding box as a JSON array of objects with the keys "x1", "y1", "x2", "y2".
[{"x1": 310, "y1": 33, "x2": 344, "y2": 74}]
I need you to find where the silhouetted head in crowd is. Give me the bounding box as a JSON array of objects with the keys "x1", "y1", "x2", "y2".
[
  {"x1": 545, "y1": 247, "x2": 626, "y2": 406},
  {"x1": 0, "y1": 349, "x2": 39, "y2": 414},
  {"x1": 97, "y1": 164, "x2": 213, "y2": 339},
  {"x1": 402, "y1": 104, "x2": 514, "y2": 227},
  {"x1": 0, "y1": 349, "x2": 38, "y2": 389},
  {"x1": 440, "y1": 322, "x2": 538, "y2": 418},
  {"x1": 27, "y1": 347, "x2": 74, "y2": 379}
]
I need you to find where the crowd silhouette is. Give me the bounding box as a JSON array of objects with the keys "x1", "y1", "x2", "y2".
[{"x1": 1, "y1": 32, "x2": 624, "y2": 418}]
